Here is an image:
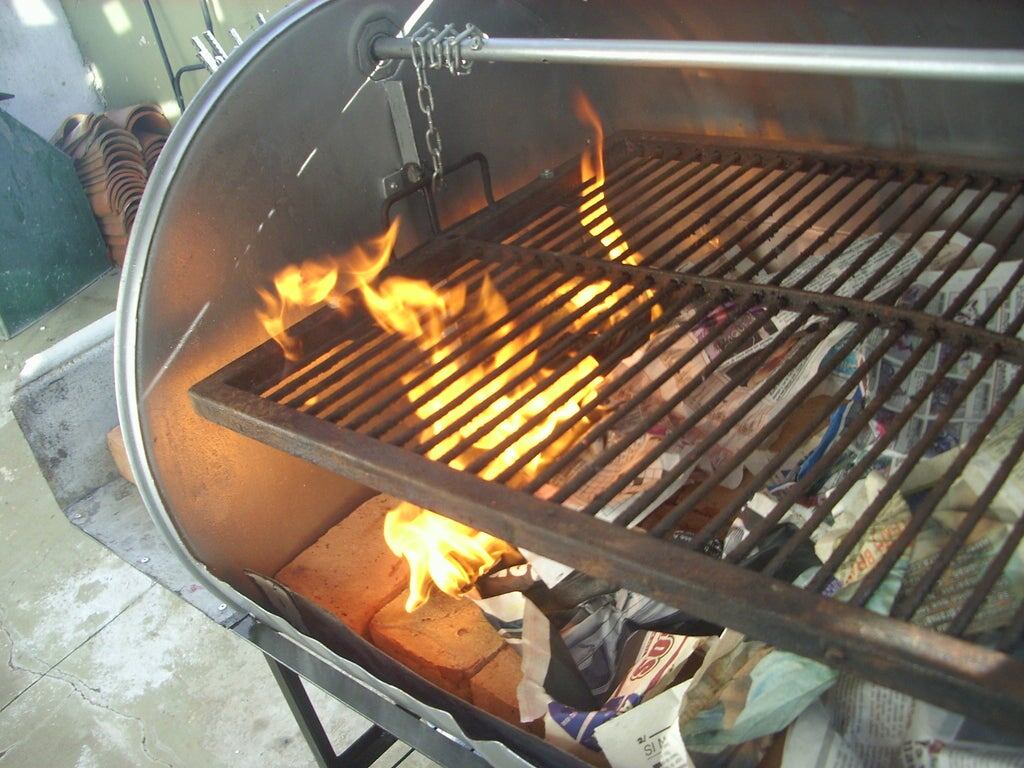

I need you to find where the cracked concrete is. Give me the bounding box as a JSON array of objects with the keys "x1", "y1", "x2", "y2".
[{"x1": 0, "y1": 278, "x2": 440, "y2": 767}]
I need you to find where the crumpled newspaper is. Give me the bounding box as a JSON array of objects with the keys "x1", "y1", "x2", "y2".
[{"x1": 781, "y1": 674, "x2": 1024, "y2": 768}]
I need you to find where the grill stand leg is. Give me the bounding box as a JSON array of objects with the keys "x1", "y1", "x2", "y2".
[{"x1": 265, "y1": 654, "x2": 397, "y2": 768}]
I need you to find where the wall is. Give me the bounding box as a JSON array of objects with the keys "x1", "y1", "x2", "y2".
[
  {"x1": 59, "y1": 0, "x2": 290, "y2": 122},
  {"x1": 0, "y1": 0, "x2": 104, "y2": 139}
]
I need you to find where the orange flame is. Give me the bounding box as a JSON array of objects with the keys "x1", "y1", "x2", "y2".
[
  {"x1": 574, "y1": 90, "x2": 634, "y2": 265},
  {"x1": 384, "y1": 503, "x2": 514, "y2": 612},
  {"x1": 571, "y1": 91, "x2": 659, "y2": 323},
  {"x1": 255, "y1": 216, "x2": 606, "y2": 611}
]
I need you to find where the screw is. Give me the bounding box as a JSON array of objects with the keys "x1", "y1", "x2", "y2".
[
  {"x1": 218, "y1": 603, "x2": 228, "y2": 611},
  {"x1": 386, "y1": 180, "x2": 399, "y2": 192},
  {"x1": 138, "y1": 556, "x2": 150, "y2": 564},
  {"x1": 540, "y1": 169, "x2": 554, "y2": 180},
  {"x1": 72, "y1": 512, "x2": 83, "y2": 520}
]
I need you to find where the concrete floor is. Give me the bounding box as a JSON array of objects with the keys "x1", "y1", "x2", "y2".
[{"x1": 0, "y1": 275, "x2": 439, "y2": 767}]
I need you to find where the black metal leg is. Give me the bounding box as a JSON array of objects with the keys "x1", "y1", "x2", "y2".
[{"x1": 265, "y1": 654, "x2": 397, "y2": 768}]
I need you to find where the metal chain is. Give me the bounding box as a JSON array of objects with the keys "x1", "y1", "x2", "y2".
[
  {"x1": 406, "y1": 23, "x2": 487, "y2": 188},
  {"x1": 410, "y1": 26, "x2": 444, "y2": 189}
]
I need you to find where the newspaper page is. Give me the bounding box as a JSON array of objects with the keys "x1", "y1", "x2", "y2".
[
  {"x1": 780, "y1": 675, "x2": 967, "y2": 768},
  {"x1": 596, "y1": 680, "x2": 693, "y2": 768},
  {"x1": 865, "y1": 259, "x2": 1024, "y2": 467}
]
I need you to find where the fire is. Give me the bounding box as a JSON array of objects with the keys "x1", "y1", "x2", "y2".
[
  {"x1": 256, "y1": 261, "x2": 341, "y2": 361},
  {"x1": 563, "y1": 92, "x2": 658, "y2": 328},
  {"x1": 255, "y1": 95, "x2": 656, "y2": 610},
  {"x1": 255, "y1": 216, "x2": 606, "y2": 611},
  {"x1": 574, "y1": 91, "x2": 635, "y2": 266},
  {"x1": 384, "y1": 503, "x2": 514, "y2": 612}
]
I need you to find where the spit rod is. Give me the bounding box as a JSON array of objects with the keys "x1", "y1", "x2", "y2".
[{"x1": 372, "y1": 35, "x2": 1024, "y2": 83}]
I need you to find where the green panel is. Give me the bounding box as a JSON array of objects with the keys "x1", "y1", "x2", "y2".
[
  {"x1": 59, "y1": 0, "x2": 290, "y2": 121},
  {"x1": 0, "y1": 111, "x2": 109, "y2": 339}
]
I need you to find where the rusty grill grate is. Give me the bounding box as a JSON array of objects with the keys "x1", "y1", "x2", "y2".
[{"x1": 192, "y1": 133, "x2": 1024, "y2": 730}]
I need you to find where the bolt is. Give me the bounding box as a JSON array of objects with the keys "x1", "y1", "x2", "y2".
[
  {"x1": 138, "y1": 556, "x2": 150, "y2": 564},
  {"x1": 539, "y1": 169, "x2": 554, "y2": 180}
]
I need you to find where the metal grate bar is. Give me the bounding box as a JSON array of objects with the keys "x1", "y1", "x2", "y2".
[
  {"x1": 269, "y1": 256, "x2": 485, "y2": 408},
  {"x1": 537, "y1": 155, "x2": 735, "y2": 258},
  {"x1": 374, "y1": 274, "x2": 634, "y2": 444},
  {"x1": 660, "y1": 160, "x2": 823, "y2": 273},
  {"x1": 459, "y1": 289, "x2": 691, "y2": 475},
  {"x1": 591, "y1": 158, "x2": 786, "y2": 264},
  {"x1": 491, "y1": 291, "x2": 719, "y2": 483},
  {"x1": 508, "y1": 157, "x2": 657, "y2": 248},
  {"x1": 681, "y1": 163, "x2": 853, "y2": 276},
  {"x1": 850, "y1": 364, "x2": 1024, "y2": 607},
  {"x1": 597, "y1": 316, "x2": 850, "y2": 522},
  {"x1": 310, "y1": 265, "x2": 571, "y2": 423},
  {"x1": 899, "y1": 423, "x2": 1024, "y2": 623},
  {"x1": 415, "y1": 281, "x2": 662, "y2": 458}
]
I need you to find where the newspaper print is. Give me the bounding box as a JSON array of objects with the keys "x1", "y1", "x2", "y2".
[{"x1": 865, "y1": 259, "x2": 1024, "y2": 467}]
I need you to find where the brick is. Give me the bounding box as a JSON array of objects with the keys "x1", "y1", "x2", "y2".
[
  {"x1": 277, "y1": 495, "x2": 408, "y2": 636},
  {"x1": 369, "y1": 590, "x2": 504, "y2": 700},
  {"x1": 469, "y1": 645, "x2": 541, "y2": 732},
  {"x1": 106, "y1": 425, "x2": 135, "y2": 484}
]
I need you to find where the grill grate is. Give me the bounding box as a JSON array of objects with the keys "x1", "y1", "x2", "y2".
[{"x1": 192, "y1": 132, "x2": 1024, "y2": 730}]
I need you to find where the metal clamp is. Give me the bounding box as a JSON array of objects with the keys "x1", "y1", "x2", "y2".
[
  {"x1": 192, "y1": 35, "x2": 220, "y2": 72},
  {"x1": 408, "y1": 23, "x2": 486, "y2": 77}
]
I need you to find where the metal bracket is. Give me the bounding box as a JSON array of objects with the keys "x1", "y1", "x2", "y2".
[
  {"x1": 381, "y1": 153, "x2": 495, "y2": 234},
  {"x1": 383, "y1": 80, "x2": 420, "y2": 167},
  {"x1": 265, "y1": 656, "x2": 397, "y2": 768},
  {"x1": 381, "y1": 163, "x2": 425, "y2": 199}
]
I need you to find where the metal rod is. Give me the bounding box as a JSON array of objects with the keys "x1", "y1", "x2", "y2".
[
  {"x1": 310, "y1": 263, "x2": 558, "y2": 420},
  {"x1": 492, "y1": 291, "x2": 715, "y2": 484},
  {"x1": 604, "y1": 313, "x2": 838, "y2": 524},
  {"x1": 649, "y1": 319, "x2": 875, "y2": 536},
  {"x1": 851, "y1": 363, "x2": 1024, "y2": 606},
  {"x1": 142, "y1": 0, "x2": 187, "y2": 113},
  {"x1": 899, "y1": 423, "x2": 1024, "y2": 624},
  {"x1": 810, "y1": 349, "x2": 997, "y2": 594},
  {"x1": 372, "y1": 35, "x2": 1024, "y2": 83},
  {"x1": 417, "y1": 280, "x2": 657, "y2": 459}
]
